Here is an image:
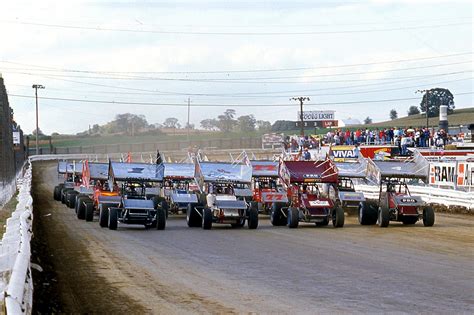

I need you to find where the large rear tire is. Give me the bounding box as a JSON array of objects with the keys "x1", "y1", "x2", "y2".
[
  {"x1": 287, "y1": 207, "x2": 299, "y2": 229},
  {"x1": 108, "y1": 208, "x2": 118, "y2": 230},
  {"x1": 85, "y1": 202, "x2": 94, "y2": 222},
  {"x1": 423, "y1": 206, "x2": 435, "y2": 227},
  {"x1": 248, "y1": 205, "x2": 258, "y2": 229},
  {"x1": 53, "y1": 186, "x2": 61, "y2": 201},
  {"x1": 156, "y1": 207, "x2": 166, "y2": 230},
  {"x1": 358, "y1": 202, "x2": 378, "y2": 225},
  {"x1": 186, "y1": 204, "x2": 202, "y2": 227},
  {"x1": 66, "y1": 191, "x2": 78, "y2": 208},
  {"x1": 61, "y1": 188, "x2": 72, "y2": 204},
  {"x1": 332, "y1": 206, "x2": 345, "y2": 228},
  {"x1": 202, "y1": 208, "x2": 212, "y2": 230},
  {"x1": 99, "y1": 204, "x2": 109, "y2": 228},
  {"x1": 270, "y1": 203, "x2": 286, "y2": 226},
  {"x1": 378, "y1": 207, "x2": 390, "y2": 228},
  {"x1": 76, "y1": 198, "x2": 86, "y2": 220}
]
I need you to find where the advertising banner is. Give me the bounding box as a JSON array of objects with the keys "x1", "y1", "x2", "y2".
[
  {"x1": 429, "y1": 162, "x2": 457, "y2": 187},
  {"x1": 298, "y1": 110, "x2": 335, "y2": 121}
]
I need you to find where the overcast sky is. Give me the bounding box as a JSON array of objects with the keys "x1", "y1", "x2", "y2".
[{"x1": 0, "y1": 0, "x2": 472, "y2": 134}]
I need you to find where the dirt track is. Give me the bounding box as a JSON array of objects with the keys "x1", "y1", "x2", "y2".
[{"x1": 32, "y1": 161, "x2": 474, "y2": 313}]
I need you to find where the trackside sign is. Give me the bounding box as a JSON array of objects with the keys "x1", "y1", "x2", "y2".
[
  {"x1": 297, "y1": 110, "x2": 335, "y2": 121},
  {"x1": 429, "y1": 162, "x2": 474, "y2": 187}
]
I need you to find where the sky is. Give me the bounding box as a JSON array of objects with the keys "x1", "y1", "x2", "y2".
[{"x1": 0, "y1": 0, "x2": 472, "y2": 134}]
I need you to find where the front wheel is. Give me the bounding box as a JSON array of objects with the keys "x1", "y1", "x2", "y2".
[
  {"x1": 332, "y1": 206, "x2": 345, "y2": 228},
  {"x1": 108, "y1": 208, "x2": 118, "y2": 230},
  {"x1": 378, "y1": 207, "x2": 390, "y2": 228},
  {"x1": 99, "y1": 204, "x2": 109, "y2": 228},
  {"x1": 423, "y1": 206, "x2": 435, "y2": 227},
  {"x1": 85, "y1": 202, "x2": 94, "y2": 222},
  {"x1": 248, "y1": 206, "x2": 258, "y2": 229},
  {"x1": 202, "y1": 208, "x2": 212, "y2": 230},
  {"x1": 287, "y1": 207, "x2": 299, "y2": 229},
  {"x1": 156, "y1": 207, "x2": 166, "y2": 230}
]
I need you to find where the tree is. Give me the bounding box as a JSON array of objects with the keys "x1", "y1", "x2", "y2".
[
  {"x1": 389, "y1": 109, "x2": 398, "y2": 120},
  {"x1": 364, "y1": 117, "x2": 372, "y2": 125},
  {"x1": 200, "y1": 118, "x2": 218, "y2": 130},
  {"x1": 407, "y1": 106, "x2": 420, "y2": 116},
  {"x1": 256, "y1": 120, "x2": 272, "y2": 131},
  {"x1": 163, "y1": 117, "x2": 179, "y2": 128},
  {"x1": 185, "y1": 122, "x2": 195, "y2": 130},
  {"x1": 217, "y1": 109, "x2": 237, "y2": 132},
  {"x1": 419, "y1": 88, "x2": 455, "y2": 117},
  {"x1": 237, "y1": 115, "x2": 256, "y2": 132},
  {"x1": 32, "y1": 128, "x2": 45, "y2": 136}
]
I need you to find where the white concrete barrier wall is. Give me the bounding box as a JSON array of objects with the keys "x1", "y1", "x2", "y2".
[{"x1": 0, "y1": 162, "x2": 33, "y2": 314}]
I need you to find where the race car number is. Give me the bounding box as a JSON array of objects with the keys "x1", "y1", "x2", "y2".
[{"x1": 309, "y1": 200, "x2": 330, "y2": 207}]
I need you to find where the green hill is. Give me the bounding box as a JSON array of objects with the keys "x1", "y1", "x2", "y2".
[{"x1": 367, "y1": 107, "x2": 474, "y2": 129}]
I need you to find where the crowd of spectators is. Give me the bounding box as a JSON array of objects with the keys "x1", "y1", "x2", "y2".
[{"x1": 284, "y1": 127, "x2": 464, "y2": 158}]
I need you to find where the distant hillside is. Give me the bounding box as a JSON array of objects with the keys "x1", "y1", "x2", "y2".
[{"x1": 366, "y1": 107, "x2": 474, "y2": 129}]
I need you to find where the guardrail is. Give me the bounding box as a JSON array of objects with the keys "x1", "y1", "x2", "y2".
[
  {"x1": 355, "y1": 184, "x2": 474, "y2": 210},
  {"x1": 0, "y1": 162, "x2": 33, "y2": 314}
]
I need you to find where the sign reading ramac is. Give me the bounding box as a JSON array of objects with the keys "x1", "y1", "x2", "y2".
[{"x1": 297, "y1": 110, "x2": 335, "y2": 121}]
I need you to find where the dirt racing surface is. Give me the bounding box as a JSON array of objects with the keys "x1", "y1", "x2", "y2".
[{"x1": 32, "y1": 161, "x2": 474, "y2": 313}]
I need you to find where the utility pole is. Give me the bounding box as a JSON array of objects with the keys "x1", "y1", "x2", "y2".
[
  {"x1": 187, "y1": 97, "x2": 191, "y2": 142},
  {"x1": 416, "y1": 89, "x2": 430, "y2": 129},
  {"x1": 32, "y1": 84, "x2": 45, "y2": 155},
  {"x1": 290, "y1": 96, "x2": 310, "y2": 136}
]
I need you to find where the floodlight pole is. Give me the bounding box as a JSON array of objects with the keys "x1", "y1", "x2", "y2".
[
  {"x1": 291, "y1": 96, "x2": 310, "y2": 137},
  {"x1": 32, "y1": 84, "x2": 45, "y2": 155}
]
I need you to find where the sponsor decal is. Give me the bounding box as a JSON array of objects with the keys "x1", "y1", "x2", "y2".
[
  {"x1": 303, "y1": 174, "x2": 321, "y2": 179},
  {"x1": 309, "y1": 200, "x2": 330, "y2": 207},
  {"x1": 401, "y1": 198, "x2": 417, "y2": 203}
]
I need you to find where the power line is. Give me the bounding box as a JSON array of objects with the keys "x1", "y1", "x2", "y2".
[
  {"x1": 2, "y1": 60, "x2": 471, "y2": 83},
  {"x1": 10, "y1": 69, "x2": 471, "y2": 98},
  {"x1": 1, "y1": 19, "x2": 470, "y2": 36},
  {"x1": 7, "y1": 92, "x2": 473, "y2": 107},
  {"x1": 1, "y1": 52, "x2": 471, "y2": 74},
  {"x1": 7, "y1": 75, "x2": 472, "y2": 99}
]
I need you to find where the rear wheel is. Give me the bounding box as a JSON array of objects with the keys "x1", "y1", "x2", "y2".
[
  {"x1": 85, "y1": 202, "x2": 94, "y2": 222},
  {"x1": 248, "y1": 205, "x2": 258, "y2": 229},
  {"x1": 287, "y1": 207, "x2": 299, "y2": 228},
  {"x1": 186, "y1": 204, "x2": 202, "y2": 227},
  {"x1": 202, "y1": 208, "x2": 212, "y2": 230},
  {"x1": 108, "y1": 208, "x2": 118, "y2": 230},
  {"x1": 423, "y1": 206, "x2": 435, "y2": 227},
  {"x1": 99, "y1": 204, "x2": 109, "y2": 228},
  {"x1": 156, "y1": 208, "x2": 166, "y2": 230},
  {"x1": 270, "y1": 203, "x2": 286, "y2": 226},
  {"x1": 332, "y1": 206, "x2": 345, "y2": 228},
  {"x1": 358, "y1": 202, "x2": 378, "y2": 225},
  {"x1": 378, "y1": 207, "x2": 390, "y2": 227}
]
